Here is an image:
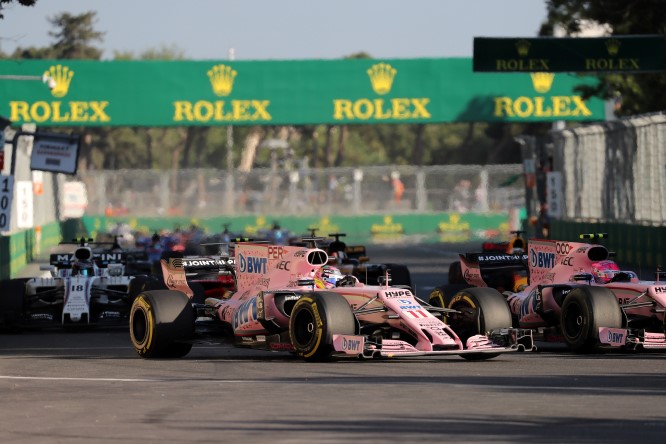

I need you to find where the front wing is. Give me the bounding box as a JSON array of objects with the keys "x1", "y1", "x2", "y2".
[{"x1": 333, "y1": 328, "x2": 534, "y2": 358}]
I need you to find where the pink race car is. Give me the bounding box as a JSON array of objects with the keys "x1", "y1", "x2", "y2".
[
  {"x1": 128, "y1": 243, "x2": 533, "y2": 361},
  {"x1": 456, "y1": 233, "x2": 666, "y2": 352}
]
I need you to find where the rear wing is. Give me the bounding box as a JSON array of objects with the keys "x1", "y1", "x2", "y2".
[
  {"x1": 459, "y1": 253, "x2": 528, "y2": 288},
  {"x1": 345, "y1": 245, "x2": 367, "y2": 260}
]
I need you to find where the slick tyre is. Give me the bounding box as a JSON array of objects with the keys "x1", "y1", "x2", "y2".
[
  {"x1": 128, "y1": 275, "x2": 166, "y2": 301},
  {"x1": 0, "y1": 278, "x2": 28, "y2": 330},
  {"x1": 560, "y1": 286, "x2": 622, "y2": 353},
  {"x1": 289, "y1": 292, "x2": 356, "y2": 362},
  {"x1": 428, "y1": 284, "x2": 470, "y2": 309},
  {"x1": 445, "y1": 287, "x2": 512, "y2": 361},
  {"x1": 130, "y1": 290, "x2": 195, "y2": 358}
]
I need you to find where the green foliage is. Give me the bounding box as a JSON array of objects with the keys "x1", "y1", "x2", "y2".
[
  {"x1": 0, "y1": 0, "x2": 36, "y2": 19},
  {"x1": 544, "y1": 0, "x2": 666, "y2": 115}
]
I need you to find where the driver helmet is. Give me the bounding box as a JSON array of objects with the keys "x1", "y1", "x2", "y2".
[
  {"x1": 591, "y1": 260, "x2": 620, "y2": 284},
  {"x1": 72, "y1": 260, "x2": 95, "y2": 277},
  {"x1": 314, "y1": 265, "x2": 344, "y2": 289}
]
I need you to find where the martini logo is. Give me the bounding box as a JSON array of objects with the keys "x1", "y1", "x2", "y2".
[
  {"x1": 173, "y1": 64, "x2": 271, "y2": 123},
  {"x1": 9, "y1": 64, "x2": 111, "y2": 124},
  {"x1": 44, "y1": 65, "x2": 74, "y2": 98},
  {"x1": 208, "y1": 64, "x2": 237, "y2": 97},
  {"x1": 493, "y1": 73, "x2": 591, "y2": 119},
  {"x1": 367, "y1": 63, "x2": 396, "y2": 95},
  {"x1": 333, "y1": 62, "x2": 431, "y2": 122}
]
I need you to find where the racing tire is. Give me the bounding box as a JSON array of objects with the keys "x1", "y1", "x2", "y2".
[
  {"x1": 0, "y1": 278, "x2": 28, "y2": 330},
  {"x1": 128, "y1": 275, "x2": 166, "y2": 301},
  {"x1": 448, "y1": 261, "x2": 464, "y2": 285},
  {"x1": 560, "y1": 286, "x2": 622, "y2": 353},
  {"x1": 444, "y1": 287, "x2": 512, "y2": 361},
  {"x1": 289, "y1": 291, "x2": 356, "y2": 362},
  {"x1": 428, "y1": 284, "x2": 470, "y2": 309},
  {"x1": 386, "y1": 264, "x2": 412, "y2": 289},
  {"x1": 129, "y1": 290, "x2": 195, "y2": 359}
]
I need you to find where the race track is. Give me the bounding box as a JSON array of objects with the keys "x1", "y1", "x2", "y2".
[{"x1": 2, "y1": 243, "x2": 666, "y2": 444}]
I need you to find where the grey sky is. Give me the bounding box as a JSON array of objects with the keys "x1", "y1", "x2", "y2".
[{"x1": 0, "y1": 0, "x2": 548, "y2": 60}]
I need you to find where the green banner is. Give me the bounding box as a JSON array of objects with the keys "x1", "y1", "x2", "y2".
[
  {"x1": 0, "y1": 58, "x2": 604, "y2": 126},
  {"x1": 474, "y1": 35, "x2": 666, "y2": 72}
]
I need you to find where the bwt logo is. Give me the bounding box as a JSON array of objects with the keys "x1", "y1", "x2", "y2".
[
  {"x1": 530, "y1": 250, "x2": 556, "y2": 268},
  {"x1": 342, "y1": 337, "x2": 362, "y2": 352},
  {"x1": 237, "y1": 254, "x2": 267, "y2": 274}
]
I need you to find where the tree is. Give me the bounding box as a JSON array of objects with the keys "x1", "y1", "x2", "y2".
[
  {"x1": 542, "y1": 0, "x2": 666, "y2": 115},
  {"x1": 0, "y1": 0, "x2": 36, "y2": 19}
]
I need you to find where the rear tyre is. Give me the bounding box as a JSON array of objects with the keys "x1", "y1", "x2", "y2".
[
  {"x1": 445, "y1": 287, "x2": 512, "y2": 361},
  {"x1": 560, "y1": 286, "x2": 622, "y2": 353},
  {"x1": 289, "y1": 291, "x2": 356, "y2": 362},
  {"x1": 0, "y1": 278, "x2": 28, "y2": 329},
  {"x1": 129, "y1": 290, "x2": 195, "y2": 358}
]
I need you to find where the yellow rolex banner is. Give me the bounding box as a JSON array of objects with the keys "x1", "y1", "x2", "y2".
[{"x1": 0, "y1": 58, "x2": 604, "y2": 127}]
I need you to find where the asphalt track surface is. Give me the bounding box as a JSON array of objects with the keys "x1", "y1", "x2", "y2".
[{"x1": 2, "y1": 242, "x2": 666, "y2": 444}]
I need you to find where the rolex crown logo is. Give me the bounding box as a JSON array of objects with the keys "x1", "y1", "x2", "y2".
[
  {"x1": 44, "y1": 64, "x2": 74, "y2": 98},
  {"x1": 605, "y1": 38, "x2": 620, "y2": 56},
  {"x1": 515, "y1": 39, "x2": 531, "y2": 57},
  {"x1": 530, "y1": 72, "x2": 555, "y2": 94},
  {"x1": 367, "y1": 62, "x2": 396, "y2": 95},
  {"x1": 207, "y1": 64, "x2": 237, "y2": 97}
]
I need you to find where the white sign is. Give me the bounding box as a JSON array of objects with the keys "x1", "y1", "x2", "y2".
[
  {"x1": 61, "y1": 181, "x2": 88, "y2": 219},
  {"x1": 16, "y1": 180, "x2": 33, "y2": 229},
  {"x1": 30, "y1": 135, "x2": 80, "y2": 174},
  {"x1": 0, "y1": 174, "x2": 14, "y2": 232},
  {"x1": 546, "y1": 171, "x2": 563, "y2": 219}
]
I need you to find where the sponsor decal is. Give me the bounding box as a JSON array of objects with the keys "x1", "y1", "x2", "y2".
[
  {"x1": 293, "y1": 250, "x2": 307, "y2": 258},
  {"x1": 276, "y1": 260, "x2": 291, "y2": 271},
  {"x1": 30, "y1": 313, "x2": 54, "y2": 321},
  {"x1": 233, "y1": 297, "x2": 258, "y2": 330},
  {"x1": 10, "y1": 64, "x2": 111, "y2": 124},
  {"x1": 332, "y1": 62, "x2": 432, "y2": 122},
  {"x1": 478, "y1": 254, "x2": 527, "y2": 262},
  {"x1": 561, "y1": 257, "x2": 573, "y2": 266},
  {"x1": 173, "y1": 64, "x2": 272, "y2": 123},
  {"x1": 575, "y1": 246, "x2": 588, "y2": 253},
  {"x1": 384, "y1": 290, "x2": 412, "y2": 298},
  {"x1": 555, "y1": 242, "x2": 571, "y2": 254},
  {"x1": 599, "y1": 327, "x2": 627, "y2": 347},
  {"x1": 238, "y1": 254, "x2": 268, "y2": 274},
  {"x1": 333, "y1": 335, "x2": 365, "y2": 354},
  {"x1": 270, "y1": 342, "x2": 294, "y2": 351},
  {"x1": 530, "y1": 250, "x2": 556, "y2": 269},
  {"x1": 267, "y1": 246, "x2": 284, "y2": 259},
  {"x1": 654, "y1": 287, "x2": 666, "y2": 293}
]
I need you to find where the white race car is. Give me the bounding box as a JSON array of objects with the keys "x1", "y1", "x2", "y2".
[{"x1": 0, "y1": 239, "x2": 136, "y2": 329}]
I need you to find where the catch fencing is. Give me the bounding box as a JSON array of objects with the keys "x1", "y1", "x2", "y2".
[
  {"x1": 79, "y1": 164, "x2": 524, "y2": 218},
  {"x1": 520, "y1": 112, "x2": 666, "y2": 226}
]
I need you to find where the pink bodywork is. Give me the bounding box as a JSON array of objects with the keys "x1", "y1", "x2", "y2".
[
  {"x1": 208, "y1": 243, "x2": 511, "y2": 357},
  {"x1": 506, "y1": 238, "x2": 666, "y2": 347}
]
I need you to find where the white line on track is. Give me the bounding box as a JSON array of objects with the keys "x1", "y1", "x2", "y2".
[
  {"x1": 0, "y1": 375, "x2": 161, "y2": 382},
  {"x1": 0, "y1": 375, "x2": 662, "y2": 395}
]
